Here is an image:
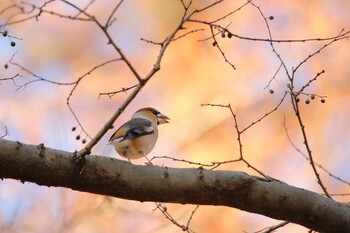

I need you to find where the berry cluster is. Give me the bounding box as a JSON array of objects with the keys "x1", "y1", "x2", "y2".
[
  {"x1": 296, "y1": 94, "x2": 326, "y2": 104},
  {"x1": 71, "y1": 126, "x2": 87, "y2": 144},
  {"x1": 2, "y1": 30, "x2": 16, "y2": 47},
  {"x1": 212, "y1": 30, "x2": 233, "y2": 47},
  {"x1": 268, "y1": 88, "x2": 326, "y2": 104},
  {"x1": 220, "y1": 31, "x2": 233, "y2": 39}
]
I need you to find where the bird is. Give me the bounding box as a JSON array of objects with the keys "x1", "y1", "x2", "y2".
[{"x1": 108, "y1": 107, "x2": 170, "y2": 163}]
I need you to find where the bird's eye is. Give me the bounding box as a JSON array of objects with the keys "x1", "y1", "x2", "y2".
[{"x1": 152, "y1": 109, "x2": 159, "y2": 115}]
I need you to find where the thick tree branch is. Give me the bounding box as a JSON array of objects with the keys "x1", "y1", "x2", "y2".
[{"x1": 0, "y1": 139, "x2": 349, "y2": 233}]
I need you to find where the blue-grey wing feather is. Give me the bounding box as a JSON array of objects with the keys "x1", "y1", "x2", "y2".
[{"x1": 110, "y1": 118, "x2": 154, "y2": 142}]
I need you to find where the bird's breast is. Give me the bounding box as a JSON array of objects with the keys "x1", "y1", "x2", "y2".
[{"x1": 113, "y1": 128, "x2": 158, "y2": 159}]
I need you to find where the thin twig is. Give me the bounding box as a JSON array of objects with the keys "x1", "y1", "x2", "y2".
[
  {"x1": 210, "y1": 0, "x2": 251, "y2": 24},
  {"x1": 98, "y1": 84, "x2": 138, "y2": 99},
  {"x1": 253, "y1": 221, "x2": 289, "y2": 233},
  {"x1": 191, "y1": 0, "x2": 224, "y2": 15},
  {"x1": 284, "y1": 103, "x2": 332, "y2": 199},
  {"x1": 0, "y1": 73, "x2": 23, "y2": 88},
  {"x1": 284, "y1": 118, "x2": 350, "y2": 187},
  {"x1": 73, "y1": 0, "x2": 95, "y2": 18},
  {"x1": 64, "y1": 57, "x2": 122, "y2": 148},
  {"x1": 249, "y1": 0, "x2": 332, "y2": 198},
  {"x1": 141, "y1": 28, "x2": 205, "y2": 46},
  {"x1": 200, "y1": 103, "x2": 271, "y2": 178},
  {"x1": 185, "y1": 205, "x2": 200, "y2": 230},
  {"x1": 153, "y1": 203, "x2": 195, "y2": 233},
  {"x1": 172, "y1": 28, "x2": 205, "y2": 42},
  {"x1": 104, "y1": 0, "x2": 124, "y2": 29},
  {"x1": 0, "y1": 127, "x2": 9, "y2": 139},
  {"x1": 209, "y1": 25, "x2": 236, "y2": 70},
  {"x1": 264, "y1": 62, "x2": 283, "y2": 90},
  {"x1": 241, "y1": 91, "x2": 288, "y2": 134},
  {"x1": 20, "y1": 1, "x2": 92, "y2": 21},
  {"x1": 296, "y1": 70, "x2": 325, "y2": 95},
  {"x1": 293, "y1": 29, "x2": 346, "y2": 74},
  {"x1": 151, "y1": 155, "x2": 241, "y2": 170},
  {"x1": 248, "y1": 1, "x2": 291, "y2": 82}
]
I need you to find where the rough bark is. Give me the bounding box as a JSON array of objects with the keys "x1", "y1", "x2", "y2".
[{"x1": 0, "y1": 139, "x2": 349, "y2": 232}]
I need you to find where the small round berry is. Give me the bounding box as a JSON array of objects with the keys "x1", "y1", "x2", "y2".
[
  {"x1": 4, "y1": 64, "x2": 8, "y2": 69},
  {"x1": 321, "y1": 98, "x2": 325, "y2": 103},
  {"x1": 269, "y1": 16, "x2": 274, "y2": 20},
  {"x1": 212, "y1": 41, "x2": 217, "y2": 47},
  {"x1": 269, "y1": 89, "x2": 274, "y2": 94},
  {"x1": 296, "y1": 98, "x2": 300, "y2": 103},
  {"x1": 310, "y1": 94, "x2": 315, "y2": 100},
  {"x1": 10, "y1": 41, "x2": 16, "y2": 47},
  {"x1": 76, "y1": 135, "x2": 81, "y2": 140},
  {"x1": 228, "y1": 33, "x2": 232, "y2": 38},
  {"x1": 2, "y1": 30, "x2": 8, "y2": 37},
  {"x1": 305, "y1": 99, "x2": 310, "y2": 104},
  {"x1": 72, "y1": 127, "x2": 76, "y2": 131},
  {"x1": 221, "y1": 32, "x2": 226, "y2": 38},
  {"x1": 182, "y1": 226, "x2": 188, "y2": 231},
  {"x1": 82, "y1": 139, "x2": 86, "y2": 144}
]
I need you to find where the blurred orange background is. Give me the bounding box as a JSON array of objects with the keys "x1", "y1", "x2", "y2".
[{"x1": 1, "y1": 0, "x2": 350, "y2": 232}]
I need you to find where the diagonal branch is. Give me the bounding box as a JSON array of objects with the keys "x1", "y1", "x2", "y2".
[{"x1": 76, "y1": 0, "x2": 207, "y2": 158}]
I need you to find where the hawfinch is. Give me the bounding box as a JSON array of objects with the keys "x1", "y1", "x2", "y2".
[{"x1": 108, "y1": 107, "x2": 170, "y2": 162}]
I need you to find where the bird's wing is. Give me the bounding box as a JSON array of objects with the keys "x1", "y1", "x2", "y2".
[{"x1": 109, "y1": 118, "x2": 154, "y2": 142}]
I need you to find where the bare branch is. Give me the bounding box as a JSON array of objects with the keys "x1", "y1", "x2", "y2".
[
  {"x1": 172, "y1": 28, "x2": 205, "y2": 42},
  {"x1": 1, "y1": 1, "x2": 349, "y2": 231},
  {"x1": 151, "y1": 155, "x2": 220, "y2": 168},
  {"x1": 285, "y1": 100, "x2": 332, "y2": 198},
  {"x1": 0, "y1": 1, "x2": 37, "y2": 27},
  {"x1": 9, "y1": 58, "x2": 77, "y2": 90},
  {"x1": 59, "y1": 0, "x2": 95, "y2": 19},
  {"x1": 241, "y1": 91, "x2": 288, "y2": 134},
  {"x1": 191, "y1": 0, "x2": 224, "y2": 15},
  {"x1": 264, "y1": 62, "x2": 283, "y2": 90},
  {"x1": 104, "y1": 0, "x2": 124, "y2": 29},
  {"x1": 210, "y1": 0, "x2": 251, "y2": 24},
  {"x1": 141, "y1": 28, "x2": 205, "y2": 46},
  {"x1": 72, "y1": 0, "x2": 95, "y2": 18},
  {"x1": 248, "y1": 1, "x2": 291, "y2": 81},
  {"x1": 185, "y1": 205, "x2": 200, "y2": 231},
  {"x1": 200, "y1": 90, "x2": 288, "y2": 177},
  {"x1": 194, "y1": 20, "x2": 350, "y2": 44},
  {"x1": 98, "y1": 84, "x2": 138, "y2": 99},
  {"x1": 200, "y1": 103, "x2": 272, "y2": 178},
  {"x1": 140, "y1": 37, "x2": 163, "y2": 46},
  {"x1": 209, "y1": 25, "x2": 236, "y2": 70},
  {"x1": 296, "y1": 70, "x2": 325, "y2": 95},
  {"x1": 151, "y1": 155, "x2": 241, "y2": 170},
  {"x1": 1, "y1": 139, "x2": 349, "y2": 233},
  {"x1": 154, "y1": 202, "x2": 195, "y2": 232},
  {"x1": 293, "y1": 29, "x2": 347, "y2": 74},
  {"x1": 0, "y1": 73, "x2": 23, "y2": 88},
  {"x1": 284, "y1": 118, "x2": 350, "y2": 187},
  {"x1": 20, "y1": 1, "x2": 93, "y2": 21},
  {"x1": 66, "y1": 58, "x2": 123, "y2": 140},
  {"x1": 0, "y1": 127, "x2": 9, "y2": 139},
  {"x1": 247, "y1": 0, "x2": 333, "y2": 198},
  {"x1": 254, "y1": 221, "x2": 289, "y2": 233}
]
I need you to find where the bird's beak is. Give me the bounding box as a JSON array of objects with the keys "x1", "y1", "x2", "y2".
[{"x1": 157, "y1": 113, "x2": 170, "y2": 124}]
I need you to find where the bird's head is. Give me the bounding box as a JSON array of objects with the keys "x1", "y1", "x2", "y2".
[{"x1": 133, "y1": 107, "x2": 170, "y2": 125}]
